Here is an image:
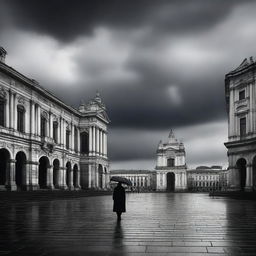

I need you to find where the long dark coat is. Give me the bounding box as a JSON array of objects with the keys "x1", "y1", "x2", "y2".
[{"x1": 113, "y1": 184, "x2": 126, "y2": 213}]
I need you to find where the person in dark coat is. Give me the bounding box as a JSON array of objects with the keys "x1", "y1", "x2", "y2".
[{"x1": 113, "y1": 182, "x2": 126, "y2": 221}]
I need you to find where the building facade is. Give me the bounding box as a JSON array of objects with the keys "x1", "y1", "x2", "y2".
[
  {"x1": 225, "y1": 57, "x2": 256, "y2": 191},
  {"x1": 109, "y1": 170, "x2": 156, "y2": 191},
  {"x1": 155, "y1": 130, "x2": 187, "y2": 191},
  {"x1": 0, "y1": 47, "x2": 110, "y2": 191},
  {"x1": 187, "y1": 166, "x2": 223, "y2": 192}
]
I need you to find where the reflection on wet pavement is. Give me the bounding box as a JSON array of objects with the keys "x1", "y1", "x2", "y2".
[{"x1": 1, "y1": 193, "x2": 256, "y2": 255}]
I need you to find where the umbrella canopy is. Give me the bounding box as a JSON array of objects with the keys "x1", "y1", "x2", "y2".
[{"x1": 110, "y1": 176, "x2": 132, "y2": 186}]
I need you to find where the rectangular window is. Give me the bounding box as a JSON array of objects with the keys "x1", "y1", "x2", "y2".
[
  {"x1": 66, "y1": 130, "x2": 70, "y2": 149},
  {"x1": 167, "y1": 158, "x2": 175, "y2": 167},
  {"x1": 17, "y1": 107, "x2": 24, "y2": 132},
  {"x1": 240, "y1": 117, "x2": 246, "y2": 137},
  {"x1": 239, "y1": 90, "x2": 245, "y2": 100},
  {"x1": 53, "y1": 122, "x2": 58, "y2": 143},
  {"x1": 41, "y1": 116, "x2": 47, "y2": 137}
]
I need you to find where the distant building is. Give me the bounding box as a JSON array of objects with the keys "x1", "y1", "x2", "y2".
[
  {"x1": 155, "y1": 130, "x2": 187, "y2": 191},
  {"x1": 225, "y1": 57, "x2": 256, "y2": 191},
  {"x1": 187, "y1": 166, "x2": 223, "y2": 192},
  {"x1": 0, "y1": 46, "x2": 110, "y2": 191},
  {"x1": 109, "y1": 169, "x2": 155, "y2": 191}
]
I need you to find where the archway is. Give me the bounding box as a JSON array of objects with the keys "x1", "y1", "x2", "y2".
[
  {"x1": 66, "y1": 162, "x2": 71, "y2": 187},
  {"x1": 253, "y1": 156, "x2": 256, "y2": 190},
  {"x1": 15, "y1": 151, "x2": 27, "y2": 190},
  {"x1": 236, "y1": 158, "x2": 246, "y2": 191},
  {"x1": 0, "y1": 148, "x2": 10, "y2": 187},
  {"x1": 73, "y1": 164, "x2": 78, "y2": 188},
  {"x1": 53, "y1": 159, "x2": 60, "y2": 188},
  {"x1": 166, "y1": 172, "x2": 175, "y2": 192},
  {"x1": 99, "y1": 164, "x2": 103, "y2": 189},
  {"x1": 39, "y1": 156, "x2": 49, "y2": 189}
]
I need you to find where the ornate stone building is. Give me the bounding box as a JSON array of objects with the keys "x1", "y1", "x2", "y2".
[
  {"x1": 0, "y1": 47, "x2": 110, "y2": 191},
  {"x1": 155, "y1": 130, "x2": 187, "y2": 191},
  {"x1": 109, "y1": 169, "x2": 156, "y2": 191},
  {"x1": 225, "y1": 57, "x2": 256, "y2": 191},
  {"x1": 187, "y1": 166, "x2": 222, "y2": 192}
]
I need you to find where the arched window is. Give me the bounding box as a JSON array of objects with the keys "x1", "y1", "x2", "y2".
[
  {"x1": 53, "y1": 121, "x2": 58, "y2": 143},
  {"x1": 0, "y1": 97, "x2": 5, "y2": 127},
  {"x1": 41, "y1": 116, "x2": 47, "y2": 137},
  {"x1": 167, "y1": 158, "x2": 175, "y2": 167},
  {"x1": 66, "y1": 129, "x2": 70, "y2": 149},
  {"x1": 17, "y1": 105, "x2": 25, "y2": 132},
  {"x1": 80, "y1": 132, "x2": 89, "y2": 154}
]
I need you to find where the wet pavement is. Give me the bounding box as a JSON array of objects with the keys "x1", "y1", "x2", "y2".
[{"x1": 1, "y1": 193, "x2": 256, "y2": 256}]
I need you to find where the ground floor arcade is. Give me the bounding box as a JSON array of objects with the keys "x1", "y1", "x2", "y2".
[
  {"x1": 0, "y1": 147, "x2": 109, "y2": 191},
  {"x1": 225, "y1": 139, "x2": 256, "y2": 191}
]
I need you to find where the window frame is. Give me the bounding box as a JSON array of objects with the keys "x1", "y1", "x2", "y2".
[
  {"x1": 17, "y1": 105, "x2": 25, "y2": 133},
  {"x1": 239, "y1": 89, "x2": 245, "y2": 101}
]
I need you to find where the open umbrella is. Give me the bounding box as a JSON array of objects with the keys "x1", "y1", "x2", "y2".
[{"x1": 110, "y1": 176, "x2": 132, "y2": 186}]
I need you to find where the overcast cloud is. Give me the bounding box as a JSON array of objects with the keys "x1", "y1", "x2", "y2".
[{"x1": 0, "y1": 0, "x2": 255, "y2": 169}]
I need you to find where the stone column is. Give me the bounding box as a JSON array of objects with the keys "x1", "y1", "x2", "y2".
[
  {"x1": 37, "y1": 104, "x2": 41, "y2": 136},
  {"x1": 75, "y1": 169, "x2": 81, "y2": 189},
  {"x1": 5, "y1": 90, "x2": 9, "y2": 128},
  {"x1": 13, "y1": 93, "x2": 17, "y2": 130},
  {"x1": 9, "y1": 90, "x2": 13, "y2": 128},
  {"x1": 249, "y1": 83, "x2": 253, "y2": 133},
  {"x1": 95, "y1": 165, "x2": 99, "y2": 188},
  {"x1": 245, "y1": 164, "x2": 253, "y2": 191},
  {"x1": 6, "y1": 159, "x2": 17, "y2": 191},
  {"x1": 92, "y1": 126, "x2": 96, "y2": 155},
  {"x1": 71, "y1": 123, "x2": 75, "y2": 151},
  {"x1": 89, "y1": 126, "x2": 93, "y2": 156},
  {"x1": 77, "y1": 128, "x2": 81, "y2": 153},
  {"x1": 100, "y1": 130, "x2": 103, "y2": 156},
  {"x1": 98, "y1": 128, "x2": 102, "y2": 156},
  {"x1": 62, "y1": 119, "x2": 66, "y2": 148},
  {"x1": 69, "y1": 169, "x2": 74, "y2": 190},
  {"x1": 47, "y1": 165, "x2": 54, "y2": 189},
  {"x1": 30, "y1": 100, "x2": 35, "y2": 135},
  {"x1": 27, "y1": 161, "x2": 39, "y2": 190},
  {"x1": 96, "y1": 127, "x2": 100, "y2": 155},
  {"x1": 105, "y1": 132, "x2": 108, "y2": 156},
  {"x1": 58, "y1": 167, "x2": 66, "y2": 189}
]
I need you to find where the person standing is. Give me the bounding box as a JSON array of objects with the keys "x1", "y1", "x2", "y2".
[{"x1": 113, "y1": 182, "x2": 126, "y2": 221}]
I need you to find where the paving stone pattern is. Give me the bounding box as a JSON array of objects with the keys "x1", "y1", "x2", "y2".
[{"x1": 0, "y1": 193, "x2": 256, "y2": 256}]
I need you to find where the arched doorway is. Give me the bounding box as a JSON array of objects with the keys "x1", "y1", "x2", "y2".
[
  {"x1": 15, "y1": 151, "x2": 27, "y2": 190},
  {"x1": 236, "y1": 158, "x2": 246, "y2": 191},
  {"x1": 66, "y1": 162, "x2": 71, "y2": 187},
  {"x1": 167, "y1": 172, "x2": 175, "y2": 192},
  {"x1": 253, "y1": 156, "x2": 256, "y2": 191},
  {"x1": 0, "y1": 148, "x2": 10, "y2": 187},
  {"x1": 39, "y1": 156, "x2": 49, "y2": 189},
  {"x1": 99, "y1": 164, "x2": 103, "y2": 189},
  {"x1": 53, "y1": 159, "x2": 60, "y2": 188},
  {"x1": 73, "y1": 164, "x2": 78, "y2": 188}
]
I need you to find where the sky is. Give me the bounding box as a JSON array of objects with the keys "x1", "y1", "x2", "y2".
[{"x1": 0, "y1": 0, "x2": 255, "y2": 170}]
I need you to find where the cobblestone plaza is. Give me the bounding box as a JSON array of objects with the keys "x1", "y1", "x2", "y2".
[{"x1": 1, "y1": 193, "x2": 256, "y2": 256}]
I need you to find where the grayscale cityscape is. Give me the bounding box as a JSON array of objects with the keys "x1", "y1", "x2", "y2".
[{"x1": 0, "y1": 0, "x2": 256, "y2": 255}]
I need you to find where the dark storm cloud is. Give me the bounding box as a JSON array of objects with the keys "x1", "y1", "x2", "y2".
[
  {"x1": 1, "y1": 0, "x2": 251, "y2": 42},
  {"x1": 1, "y1": 0, "x2": 255, "y2": 167}
]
